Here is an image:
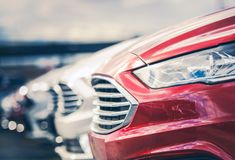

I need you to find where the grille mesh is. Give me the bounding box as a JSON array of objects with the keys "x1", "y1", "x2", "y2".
[
  {"x1": 91, "y1": 76, "x2": 138, "y2": 134},
  {"x1": 57, "y1": 83, "x2": 82, "y2": 115}
]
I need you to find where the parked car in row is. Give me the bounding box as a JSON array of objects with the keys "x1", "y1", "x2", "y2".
[
  {"x1": 89, "y1": 8, "x2": 235, "y2": 160},
  {"x1": 0, "y1": 52, "x2": 93, "y2": 142},
  {"x1": 24, "y1": 66, "x2": 71, "y2": 141},
  {"x1": 1, "y1": 90, "x2": 33, "y2": 133},
  {"x1": 2, "y1": 6, "x2": 235, "y2": 160},
  {"x1": 54, "y1": 38, "x2": 139, "y2": 160},
  {"x1": 1, "y1": 66, "x2": 70, "y2": 141}
]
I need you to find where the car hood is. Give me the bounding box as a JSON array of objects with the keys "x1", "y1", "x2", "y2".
[
  {"x1": 94, "y1": 47, "x2": 146, "y2": 77},
  {"x1": 26, "y1": 65, "x2": 72, "y2": 93},
  {"x1": 128, "y1": 7, "x2": 235, "y2": 64},
  {"x1": 60, "y1": 38, "x2": 143, "y2": 85}
]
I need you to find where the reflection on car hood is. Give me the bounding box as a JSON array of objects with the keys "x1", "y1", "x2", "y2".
[
  {"x1": 60, "y1": 38, "x2": 140, "y2": 84},
  {"x1": 128, "y1": 7, "x2": 235, "y2": 64},
  {"x1": 26, "y1": 65, "x2": 72, "y2": 93}
]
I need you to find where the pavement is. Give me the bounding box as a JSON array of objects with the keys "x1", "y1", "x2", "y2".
[
  {"x1": 0, "y1": 129, "x2": 60, "y2": 160},
  {"x1": 0, "y1": 91, "x2": 60, "y2": 160}
]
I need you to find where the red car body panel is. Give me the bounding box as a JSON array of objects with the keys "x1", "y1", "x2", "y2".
[
  {"x1": 128, "y1": 8, "x2": 235, "y2": 65},
  {"x1": 89, "y1": 8, "x2": 235, "y2": 160},
  {"x1": 95, "y1": 47, "x2": 146, "y2": 77}
]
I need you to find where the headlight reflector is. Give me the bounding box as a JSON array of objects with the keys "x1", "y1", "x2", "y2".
[{"x1": 134, "y1": 42, "x2": 235, "y2": 89}]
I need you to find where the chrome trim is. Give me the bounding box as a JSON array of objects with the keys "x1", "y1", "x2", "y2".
[
  {"x1": 207, "y1": 75, "x2": 235, "y2": 83},
  {"x1": 93, "y1": 100, "x2": 129, "y2": 107},
  {"x1": 93, "y1": 116, "x2": 124, "y2": 125},
  {"x1": 62, "y1": 91, "x2": 76, "y2": 96},
  {"x1": 63, "y1": 96, "x2": 78, "y2": 101},
  {"x1": 91, "y1": 75, "x2": 138, "y2": 134},
  {"x1": 93, "y1": 83, "x2": 116, "y2": 89},
  {"x1": 63, "y1": 101, "x2": 82, "y2": 107},
  {"x1": 96, "y1": 92, "x2": 123, "y2": 98},
  {"x1": 93, "y1": 108, "x2": 129, "y2": 116}
]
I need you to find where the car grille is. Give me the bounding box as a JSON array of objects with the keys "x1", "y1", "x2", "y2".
[
  {"x1": 48, "y1": 87, "x2": 58, "y2": 111},
  {"x1": 91, "y1": 76, "x2": 138, "y2": 134},
  {"x1": 57, "y1": 82, "x2": 82, "y2": 115}
]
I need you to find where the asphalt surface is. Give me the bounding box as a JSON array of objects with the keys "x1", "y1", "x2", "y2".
[
  {"x1": 0, "y1": 129, "x2": 60, "y2": 160},
  {"x1": 0, "y1": 91, "x2": 60, "y2": 160}
]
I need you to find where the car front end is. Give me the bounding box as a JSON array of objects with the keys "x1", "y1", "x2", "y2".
[
  {"x1": 9, "y1": 66, "x2": 70, "y2": 141},
  {"x1": 89, "y1": 8, "x2": 235, "y2": 160}
]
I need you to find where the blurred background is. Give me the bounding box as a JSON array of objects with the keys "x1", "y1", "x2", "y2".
[{"x1": 0, "y1": 0, "x2": 235, "y2": 159}]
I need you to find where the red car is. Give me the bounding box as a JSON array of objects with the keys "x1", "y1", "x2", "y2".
[{"x1": 89, "y1": 8, "x2": 235, "y2": 160}]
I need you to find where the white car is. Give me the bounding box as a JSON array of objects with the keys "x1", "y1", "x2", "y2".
[
  {"x1": 24, "y1": 54, "x2": 92, "y2": 141},
  {"x1": 24, "y1": 66, "x2": 71, "y2": 140},
  {"x1": 1, "y1": 66, "x2": 71, "y2": 141},
  {"x1": 54, "y1": 38, "x2": 139, "y2": 160}
]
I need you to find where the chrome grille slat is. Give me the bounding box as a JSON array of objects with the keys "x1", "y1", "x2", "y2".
[
  {"x1": 93, "y1": 108, "x2": 129, "y2": 116},
  {"x1": 93, "y1": 84, "x2": 116, "y2": 89},
  {"x1": 63, "y1": 101, "x2": 82, "y2": 107},
  {"x1": 62, "y1": 91, "x2": 77, "y2": 96},
  {"x1": 91, "y1": 76, "x2": 138, "y2": 134},
  {"x1": 93, "y1": 100, "x2": 129, "y2": 107},
  {"x1": 96, "y1": 92, "x2": 123, "y2": 98},
  {"x1": 63, "y1": 96, "x2": 78, "y2": 101},
  {"x1": 93, "y1": 116, "x2": 124, "y2": 125},
  {"x1": 63, "y1": 108, "x2": 77, "y2": 113}
]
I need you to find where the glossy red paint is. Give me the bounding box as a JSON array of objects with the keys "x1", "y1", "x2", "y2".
[
  {"x1": 128, "y1": 8, "x2": 235, "y2": 65},
  {"x1": 95, "y1": 47, "x2": 146, "y2": 77},
  {"x1": 89, "y1": 8, "x2": 235, "y2": 160},
  {"x1": 90, "y1": 72, "x2": 235, "y2": 160}
]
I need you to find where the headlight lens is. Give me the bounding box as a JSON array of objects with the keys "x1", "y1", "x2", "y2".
[{"x1": 134, "y1": 42, "x2": 235, "y2": 89}]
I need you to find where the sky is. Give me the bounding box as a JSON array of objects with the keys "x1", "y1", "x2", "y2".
[{"x1": 0, "y1": 0, "x2": 234, "y2": 42}]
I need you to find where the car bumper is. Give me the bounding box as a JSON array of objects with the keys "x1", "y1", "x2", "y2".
[
  {"x1": 55, "y1": 111, "x2": 93, "y2": 139},
  {"x1": 89, "y1": 72, "x2": 235, "y2": 160},
  {"x1": 26, "y1": 113, "x2": 57, "y2": 141},
  {"x1": 89, "y1": 124, "x2": 232, "y2": 160}
]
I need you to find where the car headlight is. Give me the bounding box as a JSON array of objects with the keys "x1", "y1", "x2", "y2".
[{"x1": 133, "y1": 42, "x2": 235, "y2": 89}]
